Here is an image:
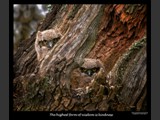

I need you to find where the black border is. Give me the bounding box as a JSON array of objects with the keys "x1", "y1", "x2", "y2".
[
  {"x1": 11, "y1": 1, "x2": 151, "y2": 120},
  {"x1": 12, "y1": 0, "x2": 149, "y2": 4}
]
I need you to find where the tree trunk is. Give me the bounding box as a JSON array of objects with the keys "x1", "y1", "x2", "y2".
[{"x1": 13, "y1": 4, "x2": 147, "y2": 111}]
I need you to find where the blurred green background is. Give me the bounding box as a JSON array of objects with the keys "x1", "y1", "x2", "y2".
[{"x1": 13, "y1": 4, "x2": 49, "y2": 54}]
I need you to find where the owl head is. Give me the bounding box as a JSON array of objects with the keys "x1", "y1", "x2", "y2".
[
  {"x1": 70, "y1": 58, "x2": 107, "y2": 99},
  {"x1": 35, "y1": 29, "x2": 61, "y2": 61},
  {"x1": 36, "y1": 30, "x2": 61, "y2": 49},
  {"x1": 71, "y1": 59, "x2": 105, "y2": 88},
  {"x1": 80, "y1": 67, "x2": 100, "y2": 77},
  {"x1": 79, "y1": 58, "x2": 104, "y2": 77}
]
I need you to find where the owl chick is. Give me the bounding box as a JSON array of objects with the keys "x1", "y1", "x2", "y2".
[
  {"x1": 35, "y1": 29, "x2": 61, "y2": 61},
  {"x1": 70, "y1": 58, "x2": 106, "y2": 92}
]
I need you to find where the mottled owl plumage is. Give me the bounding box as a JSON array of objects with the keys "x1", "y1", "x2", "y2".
[
  {"x1": 35, "y1": 29, "x2": 61, "y2": 61},
  {"x1": 70, "y1": 58, "x2": 107, "y2": 95}
]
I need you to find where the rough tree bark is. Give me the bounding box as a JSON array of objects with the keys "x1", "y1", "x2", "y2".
[{"x1": 13, "y1": 4, "x2": 147, "y2": 111}]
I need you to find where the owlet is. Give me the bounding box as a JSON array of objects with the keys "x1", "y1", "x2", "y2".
[
  {"x1": 70, "y1": 58, "x2": 106, "y2": 95},
  {"x1": 35, "y1": 29, "x2": 61, "y2": 61}
]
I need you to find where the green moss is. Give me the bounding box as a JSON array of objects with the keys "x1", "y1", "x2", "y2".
[
  {"x1": 126, "y1": 4, "x2": 138, "y2": 14},
  {"x1": 59, "y1": 4, "x2": 67, "y2": 13},
  {"x1": 67, "y1": 4, "x2": 82, "y2": 20},
  {"x1": 47, "y1": 4, "x2": 52, "y2": 12},
  {"x1": 24, "y1": 75, "x2": 52, "y2": 104},
  {"x1": 21, "y1": 105, "x2": 32, "y2": 111},
  {"x1": 117, "y1": 36, "x2": 146, "y2": 83}
]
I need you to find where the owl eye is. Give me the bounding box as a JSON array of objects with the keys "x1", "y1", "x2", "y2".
[
  {"x1": 39, "y1": 40, "x2": 47, "y2": 46},
  {"x1": 85, "y1": 69, "x2": 93, "y2": 76},
  {"x1": 47, "y1": 41, "x2": 53, "y2": 48},
  {"x1": 93, "y1": 67, "x2": 100, "y2": 72},
  {"x1": 84, "y1": 69, "x2": 87, "y2": 72},
  {"x1": 92, "y1": 68, "x2": 97, "y2": 72},
  {"x1": 39, "y1": 41, "x2": 43, "y2": 47},
  {"x1": 51, "y1": 37, "x2": 60, "y2": 42},
  {"x1": 80, "y1": 67, "x2": 86, "y2": 72},
  {"x1": 47, "y1": 38, "x2": 59, "y2": 49}
]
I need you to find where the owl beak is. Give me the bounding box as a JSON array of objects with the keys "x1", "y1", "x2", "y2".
[{"x1": 87, "y1": 70, "x2": 93, "y2": 76}]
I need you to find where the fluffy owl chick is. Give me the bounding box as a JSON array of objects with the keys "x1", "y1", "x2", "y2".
[
  {"x1": 70, "y1": 58, "x2": 107, "y2": 98},
  {"x1": 35, "y1": 29, "x2": 61, "y2": 61},
  {"x1": 70, "y1": 58, "x2": 106, "y2": 90}
]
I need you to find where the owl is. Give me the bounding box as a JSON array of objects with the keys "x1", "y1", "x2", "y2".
[
  {"x1": 70, "y1": 58, "x2": 107, "y2": 96},
  {"x1": 35, "y1": 29, "x2": 61, "y2": 61}
]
